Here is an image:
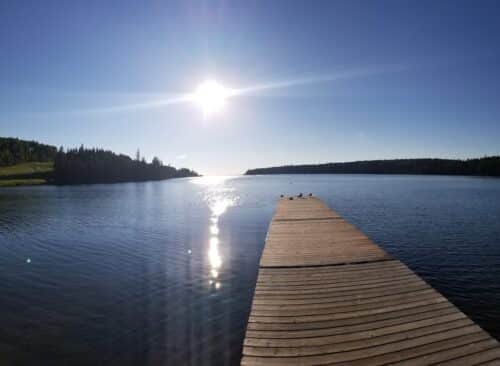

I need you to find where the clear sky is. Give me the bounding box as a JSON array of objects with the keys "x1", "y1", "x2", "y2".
[{"x1": 1, "y1": 1, "x2": 500, "y2": 175}]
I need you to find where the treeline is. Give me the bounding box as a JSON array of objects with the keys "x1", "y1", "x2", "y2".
[
  {"x1": 0, "y1": 137, "x2": 57, "y2": 166},
  {"x1": 245, "y1": 157, "x2": 500, "y2": 177},
  {"x1": 54, "y1": 146, "x2": 198, "y2": 184}
]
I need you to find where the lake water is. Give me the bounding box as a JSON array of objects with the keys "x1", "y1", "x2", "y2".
[{"x1": 1, "y1": 175, "x2": 500, "y2": 365}]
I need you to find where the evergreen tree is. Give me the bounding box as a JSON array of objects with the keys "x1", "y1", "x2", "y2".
[{"x1": 0, "y1": 137, "x2": 57, "y2": 166}]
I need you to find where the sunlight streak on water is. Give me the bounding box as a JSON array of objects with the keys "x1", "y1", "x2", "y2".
[{"x1": 196, "y1": 176, "x2": 239, "y2": 290}]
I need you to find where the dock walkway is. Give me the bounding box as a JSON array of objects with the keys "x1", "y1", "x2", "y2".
[{"x1": 241, "y1": 196, "x2": 500, "y2": 365}]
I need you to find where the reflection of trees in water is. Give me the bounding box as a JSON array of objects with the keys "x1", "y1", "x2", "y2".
[{"x1": 0, "y1": 188, "x2": 54, "y2": 231}]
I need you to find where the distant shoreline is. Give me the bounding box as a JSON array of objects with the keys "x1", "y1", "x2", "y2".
[
  {"x1": 0, "y1": 175, "x2": 195, "y2": 188},
  {"x1": 245, "y1": 157, "x2": 500, "y2": 177},
  {"x1": 0, "y1": 137, "x2": 199, "y2": 187}
]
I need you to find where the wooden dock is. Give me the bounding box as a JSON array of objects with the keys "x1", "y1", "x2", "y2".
[{"x1": 241, "y1": 196, "x2": 500, "y2": 365}]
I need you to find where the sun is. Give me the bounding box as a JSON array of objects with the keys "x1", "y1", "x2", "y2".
[{"x1": 193, "y1": 80, "x2": 228, "y2": 117}]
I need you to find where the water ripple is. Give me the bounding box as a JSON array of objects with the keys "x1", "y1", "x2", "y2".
[{"x1": 0, "y1": 175, "x2": 499, "y2": 365}]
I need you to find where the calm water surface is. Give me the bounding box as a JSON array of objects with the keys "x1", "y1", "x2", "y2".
[{"x1": 1, "y1": 175, "x2": 500, "y2": 365}]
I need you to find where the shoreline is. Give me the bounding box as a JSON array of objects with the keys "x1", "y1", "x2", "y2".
[{"x1": 0, "y1": 175, "x2": 198, "y2": 188}]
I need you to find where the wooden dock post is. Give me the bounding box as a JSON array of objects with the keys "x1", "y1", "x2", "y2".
[{"x1": 241, "y1": 196, "x2": 500, "y2": 365}]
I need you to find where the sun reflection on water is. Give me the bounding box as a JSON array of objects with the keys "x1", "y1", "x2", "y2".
[{"x1": 195, "y1": 176, "x2": 238, "y2": 291}]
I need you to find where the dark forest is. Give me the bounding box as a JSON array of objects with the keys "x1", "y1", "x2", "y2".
[
  {"x1": 54, "y1": 146, "x2": 198, "y2": 184},
  {"x1": 246, "y1": 158, "x2": 500, "y2": 177}
]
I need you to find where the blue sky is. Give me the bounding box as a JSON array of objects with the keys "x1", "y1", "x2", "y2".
[{"x1": 1, "y1": 0, "x2": 500, "y2": 175}]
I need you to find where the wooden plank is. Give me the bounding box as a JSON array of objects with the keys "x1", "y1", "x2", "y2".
[
  {"x1": 258, "y1": 259, "x2": 404, "y2": 275},
  {"x1": 241, "y1": 196, "x2": 500, "y2": 365},
  {"x1": 245, "y1": 306, "x2": 460, "y2": 340},
  {"x1": 248, "y1": 296, "x2": 449, "y2": 324},
  {"x1": 244, "y1": 320, "x2": 477, "y2": 357},
  {"x1": 246, "y1": 302, "x2": 455, "y2": 332},
  {"x1": 245, "y1": 312, "x2": 467, "y2": 347},
  {"x1": 251, "y1": 290, "x2": 438, "y2": 316},
  {"x1": 477, "y1": 359, "x2": 500, "y2": 366},
  {"x1": 436, "y1": 347, "x2": 500, "y2": 365},
  {"x1": 387, "y1": 339, "x2": 500, "y2": 365},
  {"x1": 272, "y1": 197, "x2": 340, "y2": 221},
  {"x1": 241, "y1": 331, "x2": 489, "y2": 365},
  {"x1": 252, "y1": 278, "x2": 427, "y2": 298},
  {"x1": 255, "y1": 272, "x2": 419, "y2": 291},
  {"x1": 251, "y1": 284, "x2": 430, "y2": 306}
]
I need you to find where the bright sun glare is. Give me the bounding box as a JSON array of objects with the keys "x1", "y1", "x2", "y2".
[{"x1": 193, "y1": 80, "x2": 228, "y2": 117}]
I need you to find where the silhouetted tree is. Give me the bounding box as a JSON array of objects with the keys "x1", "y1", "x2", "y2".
[
  {"x1": 152, "y1": 156, "x2": 162, "y2": 167},
  {"x1": 54, "y1": 147, "x2": 198, "y2": 185}
]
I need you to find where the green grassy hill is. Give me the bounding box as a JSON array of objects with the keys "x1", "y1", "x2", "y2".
[{"x1": 0, "y1": 162, "x2": 54, "y2": 187}]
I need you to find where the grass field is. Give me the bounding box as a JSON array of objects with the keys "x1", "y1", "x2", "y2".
[{"x1": 0, "y1": 162, "x2": 54, "y2": 187}]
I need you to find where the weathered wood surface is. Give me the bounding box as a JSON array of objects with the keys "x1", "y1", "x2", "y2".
[{"x1": 242, "y1": 196, "x2": 500, "y2": 365}]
